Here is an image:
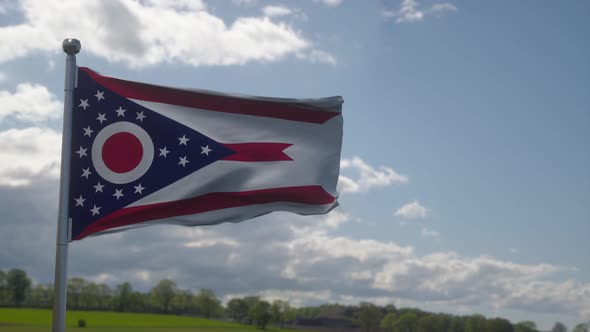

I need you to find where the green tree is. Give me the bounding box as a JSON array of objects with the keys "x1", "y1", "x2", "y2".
[
  {"x1": 227, "y1": 298, "x2": 250, "y2": 323},
  {"x1": 383, "y1": 304, "x2": 398, "y2": 315},
  {"x1": 357, "y1": 302, "x2": 382, "y2": 332},
  {"x1": 297, "y1": 305, "x2": 321, "y2": 319},
  {"x1": 6, "y1": 269, "x2": 31, "y2": 306},
  {"x1": 151, "y1": 279, "x2": 177, "y2": 313},
  {"x1": 416, "y1": 315, "x2": 437, "y2": 332},
  {"x1": 171, "y1": 289, "x2": 194, "y2": 314},
  {"x1": 398, "y1": 308, "x2": 425, "y2": 318},
  {"x1": 465, "y1": 315, "x2": 487, "y2": 332},
  {"x1": 416, "y1": 314, "x2": 450, "y2": 332},
  {"x1": 448, "y1": 316, "x2": 466, "y2": 332},
  {"x1": 249, "y1": 300, "x2": 271, "y2": 329},
  {"x1": 113, "y1": 282, "x2": 133, "y2": 312},
  {"x1": 80, "y1": 282, "x2": 99, "y2": 309},
  {"x1": 515, "y1": 321, "x2": 538, "y2": 332},
  {"x1": 437, "y1": 314, "x2": 452, "y2": 331},
  {"x1": 67, "y1": 277, "x2": 87, "y2": 309},
  {"x1": 486, "y1": 317, "x2": 514, "y2": 332},
  {"x1": 573, "y1": 323, "x2": 589, "y2": 332},
  {"x1": 127, "y1": 290, "x2": 147, "y2": 312},
  {"x1": 243, "y1": 296, "x2": 261, "y2": 307},
  {"x1": 552, "y1": 322, "x2": 568, "y2": 332},
  {"x1": 284, "y1": 306, "x2": 297, "y2": 326},
  {"x1": 195, "y1": 288, "x2": 222, "y2": 318},
  {"x1": 270, "y1": 300, "x2": 291, "y2": 328},
  {"x1": 0, "y1": 270, "x2": 8, "y2": 305},
  {"x1": 243, "y1": 296, "x2": 262, "y2": 324},
  {"x1": 28, "y1": 284, "x2": 53, "y2": 308},
  {"x1": 96, "y1": 283, "x2": 112, "y2": 310},
  {"x1": 381, "y1": 312, "x2": 398, "y2": 332},
  {"x1": 394, "y1": 312, "x2": 418, "y2": 332}
]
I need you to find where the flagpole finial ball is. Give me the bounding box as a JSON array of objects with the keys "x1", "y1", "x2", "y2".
[{"x1": 62, "y1": 38, "x2": 81, "y2": 55}]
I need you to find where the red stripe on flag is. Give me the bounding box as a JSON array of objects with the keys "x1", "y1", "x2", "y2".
[
  {"x1": 80, "y1": 67, "x2": 339, "y2": 124},
  {"x1": 75, "y1": 185, "x2": 336, "y2": 240},
  {"x1": 223, "y1": 143, "x2": 292, "y2": 162}
]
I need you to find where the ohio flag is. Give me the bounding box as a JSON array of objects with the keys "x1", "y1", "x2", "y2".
[{"x1": 68, "y1": 67, "x2": 343, "y2": 240}]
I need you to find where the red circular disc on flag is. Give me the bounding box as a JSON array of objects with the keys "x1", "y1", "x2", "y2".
[
  {"x1": 102, "y1": 132, "x2": 143, "y2": 173},
  {"x1": 92, "y1": 122, "x2": 154, "y2": 184}
]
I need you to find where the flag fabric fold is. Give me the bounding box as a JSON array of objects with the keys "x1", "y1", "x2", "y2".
[{"x1": 68, "y1": 67, "x2": 343, "y2": 240}]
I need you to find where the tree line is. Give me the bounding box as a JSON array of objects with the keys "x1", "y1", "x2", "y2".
[
  {"x1": 0, "y1": 268, "x2": 588, "y2": 332},
  {"x1": 0, "y1": 268, "x2": 291, "y2": 329}
]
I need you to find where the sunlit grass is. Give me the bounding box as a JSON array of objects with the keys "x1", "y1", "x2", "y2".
[{"x1": 0, "y1": 308, "x2": 294, "y2": 331}]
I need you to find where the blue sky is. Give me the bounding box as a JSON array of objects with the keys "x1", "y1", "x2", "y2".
[{"x1": 0, "y1": 0, "x2": 588, "y2": 330}]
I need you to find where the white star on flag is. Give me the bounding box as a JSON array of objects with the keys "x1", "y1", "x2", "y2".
[
  {"x1": 81, "y1": 168, "x2": 92, "y2": 179},
  {"x1": 75, "y1": 146, "x2": 87, "y2": 158},
  {"x1": 90, "y1": 205, "x2": 101, "y2": 216},
  {"x1": 178, "y1": 135, "x2": 189, "y2": 146},
  {"x1": 201, "y1": 145, "x2": 212, "y2": 155},
  {"x1": 83, "y1": 126, "x2": 93, "y2": 137},
  {"x1": 78, "y1": 99, "x2": 89, "y2": 110},
  {"x1": 134, "y1": 183, "x2": 145, "y2": 194},
  {"x1": 93, "y1": 182, "x2": 104, "y2": 192},
  {"x1": 95, "y1": 90, "x2": 105, "y2": 101},
  {"x1": 158, "y1": 147, "x2": 169, "y2": 158},
  {"x1": 74, "y1": 195, "x2": 85, "y2": 207},
  {"x1": 136, "y1": 111, "x2": 146, "y2": 122},
  {"x1": 97, "y1": 113, "x2": 107, "y2": 123},
  {"x1": 115, "y1": 106, "x2": 126, "y2": 117},
  {"x1": 178, "y1": 156, "x2": 189, "y2": 167},
  {"x1": 113, "y1": 189, "x2": 124, "y2": 200}
]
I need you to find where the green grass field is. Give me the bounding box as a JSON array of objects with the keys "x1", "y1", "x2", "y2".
[{"x1": 0, "y1": 308, "x2": 295, "y2": 332}]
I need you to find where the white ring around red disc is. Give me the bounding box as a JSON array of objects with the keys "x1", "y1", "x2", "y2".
[{"x1": 92, "y1": 121, "x2": 154, "y2": 184}]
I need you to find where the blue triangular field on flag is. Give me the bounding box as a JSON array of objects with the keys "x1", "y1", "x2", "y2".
[{"x1": 69, "y1": 69, "x2": 235, "y2": 239}]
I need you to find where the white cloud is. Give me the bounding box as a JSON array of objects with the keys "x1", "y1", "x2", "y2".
[
  {"x1": 281, "y1": 215, "x2": 589, "y2": 318},
  {"x1": 321, "y1": 210, "x2": 350, "y2": 230},
  {"x1": 383, "y1": 0, "x2": 423, "y2": 23},
  {"x1": 430, "y1": 3, "x2": 457, "y2": 14},
  {"x1": 47, "y1": 59, "x2": 55, "y2": 71},
  {"x1": 0, "y1": 127, "x2": 61, "y2": 186},
  {"x1": 420, "y1": 227, "x2": 439, "y2": 239},
  {"x1": 232, "y1": 0, "x2": 256, "y2": 6},
  {"x1": 144, "y1": 0, "x2": 206, "y2": 11},
  {"x1": 372, "y1": 252, "x2": 565, "y2": 305},
  {"x1": 394, "y1": 200, "x2": 428, "y2": 219},
  {"x1": 0, "y1": 0, "x2": 334, "y2": 67},
  {"x1": 338, "y1": 156, "x2": 408, "y2": 193},
  {"x1": 314, "y1": 0, "x2": 343, "y2": 7},
  {"x1": 262, "y1": 5, "x2": 292, "y2": 17},
  {"x1": 383, "y1": 0, "x2": 457, "y2": 23},
  {"x1": 296, "y1": 49, "x2": 337, "y2": 65},
  {"x1": 261, "y1": 5, "x2": 308, "y2": 22},
  {"x1": 0, "y1": 80, "x2": 61, "y2": 186},
  {"x1": 0, "y1": 83, "x2": 62, "y2": 123},
  {"x1": 184, "y1": 238, "x2": 239, "y2": 248},
  {"x1": 0, "y1": 81, "x2": 62, "y2": 186},
  {"x1": 494, "y1": 280, "x2": 590, "y2": 318}
]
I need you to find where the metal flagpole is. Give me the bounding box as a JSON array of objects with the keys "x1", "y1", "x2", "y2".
[{"x1": 52, "y1": 38, "x2": 80, "y2": 332}]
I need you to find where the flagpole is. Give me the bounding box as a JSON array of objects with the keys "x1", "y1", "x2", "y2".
[{"x1": 52, "y1": 38, "x2": 80, "y2": 332}]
